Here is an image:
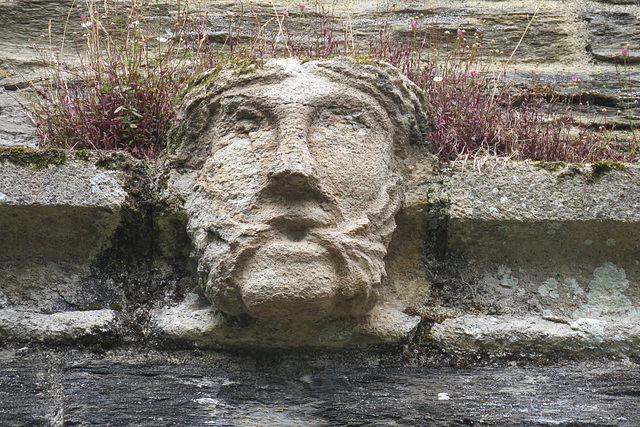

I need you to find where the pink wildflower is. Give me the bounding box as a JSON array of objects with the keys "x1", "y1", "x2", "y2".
[
  {"x1": 457, "y1": 29, "x2": 464, "y2": 36},
  {"x1": 81, "y1": 14, "x2": 87, "y2": 20},
  {"x1": 282, "y1": 9, "x2": 289, "y2": 16},
  {"x1": 299, "y1": 4, "x2": 305, "y2": 10},
  {"x1": 411, "y1": 22, "x2": 417, "y2": 29},
  {"x1": 572, "y1": 76, "x2": 578, "y2": 82},
  {"x1": 471, "y1": 71, "x2": 477, "y2": 76},
  {"x1": 622, "y1": 48, "x2": 629, "y2": 56}
]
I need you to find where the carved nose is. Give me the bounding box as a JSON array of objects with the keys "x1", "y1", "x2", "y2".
[{"x1": 265, "y1": 137, "x2": 319, "y2": 197}]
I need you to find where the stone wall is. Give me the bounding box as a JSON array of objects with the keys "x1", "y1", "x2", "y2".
[
  {"x1": 1, "y1": 0, "x2": 640, "y2": 356},
  {"x1": 1, "y1": 0, "x2": 640, "y2": 146}
]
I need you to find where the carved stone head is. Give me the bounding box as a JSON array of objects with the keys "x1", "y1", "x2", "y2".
[{"x1": 167, "y1": 57, "x2": 430, "y2": 322}]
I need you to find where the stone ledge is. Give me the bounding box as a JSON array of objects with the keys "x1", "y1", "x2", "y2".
[
  {"x1": 444, "y1": 161, "x2": 640, "y2": 222},
  {"x1": 419, "y1": 160, "x2": 640, "y2": 357},
  {"x1": 0, "y1": 156, "x2": 127, "y2": 209},
  {"x1": 0, "y1": 309, "x2": 117, "y2": 344},
  {"x1": 0, "y1": 151, "x2": 130, "y2": 264},
  {"x1": 431, "y1": 314, "x2": 640, "y2": 356},
  {"x1": 1, "y1": 152, "x2": 639, "y2": 354},
  {"x1": 150, "y1": 292, "x2": 421, "y2": 348}
]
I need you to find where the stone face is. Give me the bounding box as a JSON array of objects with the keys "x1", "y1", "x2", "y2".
[{"x1": 165, "y1": 57, "x2": 431, "y2": 323}]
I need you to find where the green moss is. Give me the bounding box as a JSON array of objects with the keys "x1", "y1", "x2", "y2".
[
  {"x1": 180, "y1": 64, "x2": 224, "y2": 99},
  {"x1": 0, "y1": 147, "x2": 66, "y2": 170},
  {"x1": 232, "y1": 58, "x2": 265, "y2": 76},
  {"x1": 74, "y1": 149, "x2": 91, "y2": 161},
  {"x1": 95, "y1": 157, "x2": 121, "y2": 170},
  {"x1": 351, "y1": 55, "x2": 376, "y2": 65},
  {"x1": 533, "y1": 161, "x2": 567, "y2": 173},
  {"x1": 93, "y1": 151, "x2": 138, "y2": 170},
  {"x1": 83, "y1": 304, "x2": 103, "y2": 311},
  {"x1": 591, "y1": 161, "x2": 627, "y2": 182},
  {"x1": 109, "y1": 303, "x2": 123, "y2": 311},
  {"x1": 165, "y1": 122, "x2": 193, "y2": 151}
]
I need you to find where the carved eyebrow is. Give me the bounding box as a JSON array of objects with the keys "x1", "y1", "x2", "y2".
[
  {"x1": 217, "y1": 91, "x2": 389, "y2": 128},
  {"x1": 216, "y1": 94, "x2": 276, "y2": 116},
  {"x1": 316, "y1": 93, "x2": 390, "y2": 130},
  {"x1": 221, "y1": 87, "x2": 384, "y2": 110}
]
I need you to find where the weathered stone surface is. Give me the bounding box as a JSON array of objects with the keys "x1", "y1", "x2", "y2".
[
  {"x1": 150, "y1": 291, "x2": 420, "y2": 348},
  {"x1": 0, "y1": 151, "x2": 130, "y2": 315},
  {"x1": 432, "y1": 315, "x2": 640, "y2": 357},
  {"x1": 0, "y1": 309, "x2": 117, "y2": 344},
  {"x1": 409, "y1": 160, "x2": 640, "y2": 357},
  {"x1": 164, "y1": 57, "x2": 431, "y2": 333},
  {"x1": 2, "y1": 348, "x2": 640, "y2": 426},
  {"x1": 0, "y1": 149, "x2": 127, "y2": 318},
  {"x1": 428, "y1": 160, "x2": 640, "y2": 320},
  {"x1": 444, "y1": 161, "x2": 640, "y2": 223},
  {"x1": 584, "y1": 8, "x2": 640, "y2": 63},
  {"x1": 0, "y1": 150, "x2": 195, "y2": 347}
]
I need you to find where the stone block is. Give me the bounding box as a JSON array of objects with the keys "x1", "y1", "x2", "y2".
[
  {"x1": 0, "y1": 150, "x2": 131, "y2": 339},
  {"x1": 423, "y1": 160, "x2": 640, "y2": 356}
]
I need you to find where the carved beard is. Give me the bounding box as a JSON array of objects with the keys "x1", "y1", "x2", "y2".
[{"x1": 188, "y1": 174, "x2": 403, "y2": 322}]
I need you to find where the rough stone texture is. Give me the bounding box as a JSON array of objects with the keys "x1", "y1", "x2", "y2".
[
  {"x1": 416, "y1": 160, "x2": 640, "y2": 356},
  {"x1": 3, "y1": 136, "x2": 640, "y2": 353},
  {"x1": 1, "y1": 56, "x2": 640, "y2": 356},
  {"x1": 0, "y1": 309, "x2": 117, "y2": 344},
  {"x1": 445, "y1": 161, "x2": 640, "y2": 222},
  {"x1": 439, "y1": 160, "x2": 640, "y2": 315},
  {"x1": 0, "y1": 151, "x2": 128, "y2": 314},
  {"x1": 432, "y1": 315, "x2": 640, "y2": 357},
  {"x1": 0, "y1": 149, "x2": 194, "y2": 345},
  {"x1": 150, "y1": 291, "x2": 421, "y2": 348},
  {"x1": 163, "y1": 57, "x2": 430, "y2": 329},
  {"x1": 2, "y1": 348, "x2": 640, "y2": 426}
]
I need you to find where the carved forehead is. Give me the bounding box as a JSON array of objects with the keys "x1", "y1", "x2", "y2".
[
  {"x1": 226, "y1": 73, "x2": 378, "y2": 108},
  {"x1": 185, "y1": 58, "x2": 397, "y2": 114}
]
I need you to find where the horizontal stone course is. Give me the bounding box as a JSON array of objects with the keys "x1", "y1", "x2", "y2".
[
  {"x1": 1, "y1": 152, "x2": 639, "y2": 354},
  {"x1": 2, "y1": 0, "x2": 640, "y2": 147},
  {"x1": 444, "y1": 161, "x2": 640, "y2": 222}
]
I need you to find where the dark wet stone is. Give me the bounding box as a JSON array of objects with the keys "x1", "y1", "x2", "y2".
[
  {"x1": 2, "y1": 348, "x2": 640, "y2": 426},
  {"x1": 0, "y1": 354, "x2": 55, "y2": 426},
  {"x1": 593, "y1": 0, "x2": 639, "y2": 4}
]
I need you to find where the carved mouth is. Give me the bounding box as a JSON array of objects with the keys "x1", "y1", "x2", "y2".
[
  {"x1": 265, "y1": 211, "x2": 332, "y2": 243},
  {"x1": 279, "y1": 226, "x2": 306, "y2": 242},
  {"x1": 263, "y1": 204, "x2": 335, "y2": 228}
]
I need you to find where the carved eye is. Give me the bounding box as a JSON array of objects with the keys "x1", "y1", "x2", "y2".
[
  {"x1": 215, "y1": 97, "x2": 268, "y2": 137},
  {"x1": 321, "y1": 107, "x2": 371, "y2": 128},
  {"x1": 232, "y1": 108, "x2": 264, "y2": 134},
  {"x1": 311, "y1": 107, "x2": 371, "y2": 153}
]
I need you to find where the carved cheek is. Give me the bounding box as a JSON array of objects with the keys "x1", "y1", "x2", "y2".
[
  {"x1": 204, "y1": 137, "x2": 272, "y2": 211},
  {"x1": 309, "y1": 113, "x2": 393, "y2": 212}
]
